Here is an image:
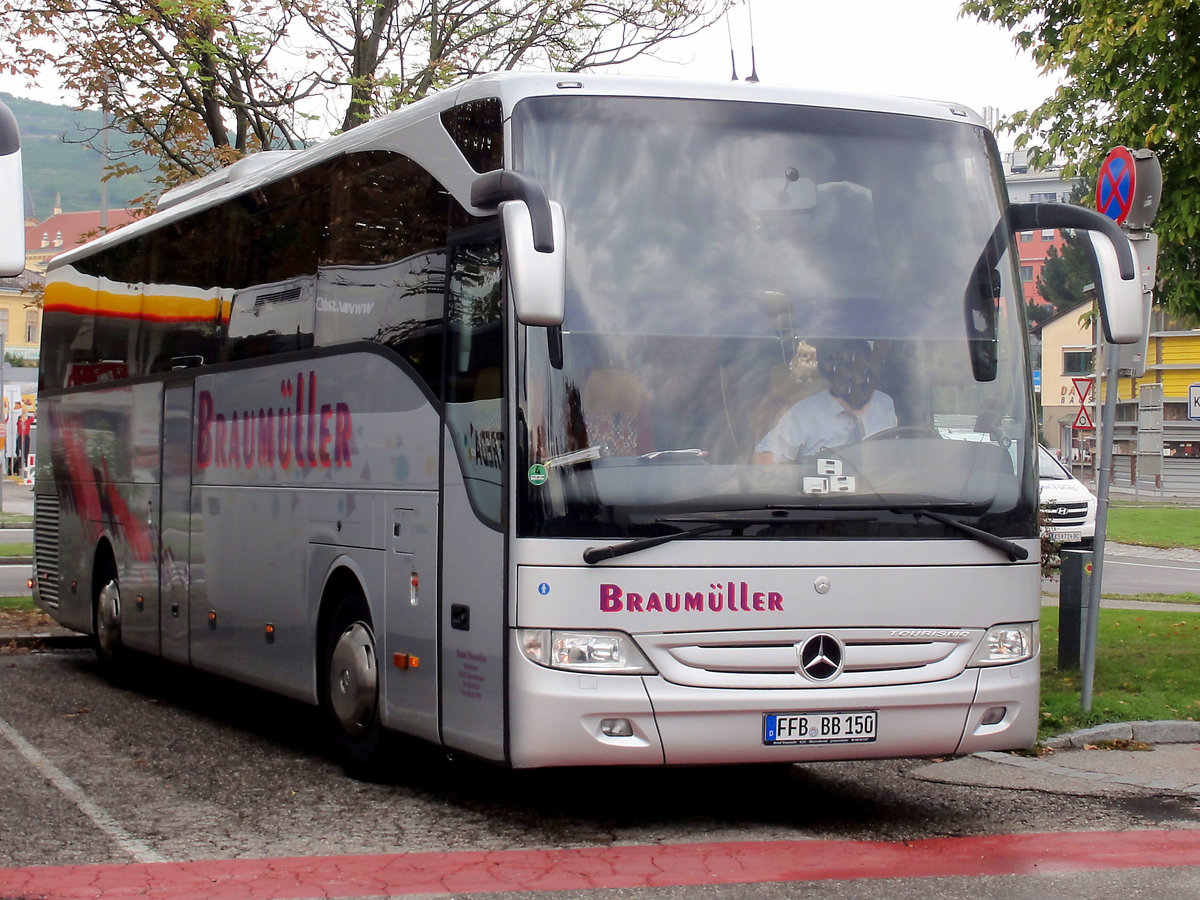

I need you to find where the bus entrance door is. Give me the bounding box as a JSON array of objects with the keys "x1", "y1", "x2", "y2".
[{"x1": 160, "y1": 383, "x2": 193, "y2": 664}]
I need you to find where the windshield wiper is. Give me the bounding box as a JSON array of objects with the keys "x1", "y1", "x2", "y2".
[
  {"x1": 583, "y1": 522, "x2": 723, "y2": 565},
  {"x1": 905, "y1": 509, "x2": 1029, "y2": 562},
  {"x1": 581, "y1": 505, "x2": 1028, "y2": 565}
]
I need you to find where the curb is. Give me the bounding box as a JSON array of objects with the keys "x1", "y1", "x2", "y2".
[
  {"x1": 1, "y1": 633, "x2": 91, "y2": 651},
  {"x1": 1039, "y1": 719, "x2": 1200, "y2": 750}
]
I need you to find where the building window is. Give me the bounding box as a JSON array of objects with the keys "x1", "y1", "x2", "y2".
[
  {"x1": 1062, "y1": 349, "x2": 1094, "y2": 375},
  {"x1": 24, "y1": 311, "x2": 39, "y2": 344},
  {"x1": 1020, "y1": 265, "x2": 1034, "y2": 282},
  {"x1": 1029, "y1": 191, "x2": 1059, "y2": 202},
  {"x1": 0, "y1": 308, "x2": 8, "y2": 341},
  {"x1": 1020, "y1": 231, "x2": 1034, "y2": 242},
  {"x1": 1041, "y1": 229, "x2": 1055, "y2": 240}
]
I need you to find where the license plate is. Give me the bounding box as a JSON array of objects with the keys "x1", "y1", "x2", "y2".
[{"x1": 764, "y1": 710, "x2": 877, "y2": 745}]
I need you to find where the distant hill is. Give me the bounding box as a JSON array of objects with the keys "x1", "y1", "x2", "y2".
[{"x1": 2, "y1": 93, "x2": 159, "y2": 220}]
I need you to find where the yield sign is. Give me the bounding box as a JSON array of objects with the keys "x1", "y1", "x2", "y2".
[
  {"x1": 1096, "y1": 146, "x2": 1136, "y2": 223},
  {"x1": 1072, "y1": 378, "x2": 1093, "y2": 404},
  {"x1": 1073, "y1": 406, "x2": 1095, "y2": 430}
]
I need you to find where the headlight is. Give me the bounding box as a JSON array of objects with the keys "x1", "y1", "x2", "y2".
[
  {"x1": 969, "y1": 623, "x2": 1039, "y2": 666},
  {"x1": 518, "y1": 629, "x2": 656, "y2": 674}
]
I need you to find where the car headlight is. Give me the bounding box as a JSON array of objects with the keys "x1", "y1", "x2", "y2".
[
  {"x1": 518, "y1": 629, "x2": 656, "y2": 674},
  {"x1": 969, "y1": 623, "x2": 1039, "y2": 666}
]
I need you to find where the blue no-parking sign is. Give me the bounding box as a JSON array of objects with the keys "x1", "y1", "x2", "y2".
[{"x1": 1096, "y1": 146, "x2": 1137, "y2": 223}]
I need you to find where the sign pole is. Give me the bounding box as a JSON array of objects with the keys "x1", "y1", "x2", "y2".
[
  {"x1": 1081, "y1": 145, "x2": 1161, "y2": 712},
  {"x1": 1080, "y1": 341, "x2": 1119, "y2": 711}
]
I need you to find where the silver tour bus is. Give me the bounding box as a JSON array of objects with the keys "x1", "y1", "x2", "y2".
[{"x1": 33, "y1": 74, "x2": 1144, "y2": 774}]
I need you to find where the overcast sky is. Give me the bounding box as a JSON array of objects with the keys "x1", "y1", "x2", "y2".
[
  {"x1": 619, "y1": 0, "x2": 1057, "y2": 128},
  {"x1": 0, "y1": 0, "x2": 1057, "y2": 146}
]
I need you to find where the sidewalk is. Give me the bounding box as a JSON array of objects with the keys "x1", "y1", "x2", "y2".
[
  {"x1": 915, "y1": 721, "x2": 1200, "y2": 797},
  {"x1": 0, "y1": 477, "x2": 33, "y2": 518}
]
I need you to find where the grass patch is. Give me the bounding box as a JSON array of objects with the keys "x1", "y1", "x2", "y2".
[
  {"x1": 0, "y1": 595, "x2": 35, "y2": 611},
  {"x1": 1106, "y1": 505, "x2": 1200, "y2": 550},
  {"x1": 1039, "y1": 606, "x2": 1200, "y2": 739},
  {"x1": 1102, "y1": 592, "x2": 1200, "y2": 606},
  {"x1": 0, "y1": 542, "x2": 32, "y2": 557}
]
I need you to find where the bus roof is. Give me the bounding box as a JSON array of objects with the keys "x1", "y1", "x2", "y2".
[{"x1": 50, "y1": 72, "x2": 986, "y2": 270}]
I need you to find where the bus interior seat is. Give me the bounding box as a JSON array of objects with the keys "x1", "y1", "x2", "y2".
[
  {"x1": 474, "y1": 366, "x2": 502, "y2": 401},
  {"x1": 583, "y1": 368, "x2": 644, "y2": 456}
]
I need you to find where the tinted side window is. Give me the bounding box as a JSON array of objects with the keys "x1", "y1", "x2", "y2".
[
  {"x1": 142, "y1": 207, "x2": 227, "y2": 372},
  {"x1": 319, "y1": 151, "x2": 455, "y2": 396},
  {"x1": 224, "y1": 171, "x2": 325, "y2": 360},
  {"x1": 444, "y1": 236, "x2": 504, "y2": 527},
  {"x1": 45, "y1": 237, "x2": 150, "y2": 388},
  {"x1": 441, "y1": 99, "x2": 504, "y2": 173}
]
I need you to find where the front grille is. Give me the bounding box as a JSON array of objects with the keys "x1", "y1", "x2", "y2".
[
  {"x1": 33, "y1": 494, "x2": 61, "y2": 606},
  {"x1": 637, "y1": 627, "x2": 984, "y2": 689},
  {"x1": 1042, "y1": 501, "x2": 1089, "y2": 527}
]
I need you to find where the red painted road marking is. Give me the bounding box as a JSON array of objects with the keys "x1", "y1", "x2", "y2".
[{"x1": 3, "y1": 831, "x2": 1200, "y2": 899}]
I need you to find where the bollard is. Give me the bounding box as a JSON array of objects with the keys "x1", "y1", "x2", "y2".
[{"x1": 1058, "y1": 549, "x2": 1093, "y2": 670}]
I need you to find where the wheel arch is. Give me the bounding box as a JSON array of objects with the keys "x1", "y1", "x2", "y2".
[
  {"x1": 315, "y1": 557, "x2": 374, "y2": 660},
  {"x1": 91, "y1": 537, "x2": 118, "y2": 617}
]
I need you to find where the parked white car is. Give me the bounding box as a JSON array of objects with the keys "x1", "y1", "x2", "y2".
[{"x1": 1038, "y1": 444, "x2": 1097, "y2": 547}]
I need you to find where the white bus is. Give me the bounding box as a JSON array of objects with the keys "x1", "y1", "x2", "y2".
[{"x1": 32, "y1": 74, "x2": 1143, "y2": 774}]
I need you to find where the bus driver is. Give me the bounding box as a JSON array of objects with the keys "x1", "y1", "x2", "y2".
[{"x1": 751, "y1": 338, "x2": 897, "y2": 464}]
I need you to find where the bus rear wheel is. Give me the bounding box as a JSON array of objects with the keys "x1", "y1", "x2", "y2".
[
  {"x1": 92, "y1": 557, "x2": 131, "y2": 682},
  {"x1": 95, "y1": 577, "x2": 122, "y2": 661},
  {"x1": 320, "y1": 589, "x2": 385, "y2": 778}
]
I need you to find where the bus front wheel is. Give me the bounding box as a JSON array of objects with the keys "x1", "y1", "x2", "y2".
[{"x1": 320, "y1": 589, "x2": 385, "y2": 778}]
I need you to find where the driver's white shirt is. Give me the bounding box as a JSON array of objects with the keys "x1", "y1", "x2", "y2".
[{"x1": 755, "y1": 389, "x2": 897, "y2": 462}]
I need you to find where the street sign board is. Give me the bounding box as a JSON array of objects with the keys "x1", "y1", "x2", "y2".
[
  {"x1": 1096, "y1": 146, "x2": 1137, "y2": 223},
  {"x1": 1190, "y1": 383, "x2": 1200, "y2": 421},
  {"x1": 1073, "y1": 406, "x2": 1094, "y2": 430},
  {"x1": 1071, "y1": 377, "x2": 1092, "y2": 405}
]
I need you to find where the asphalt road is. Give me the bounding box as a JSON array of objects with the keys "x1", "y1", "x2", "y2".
[
  {"x1": 1096, "y1": 544, "x2": 1200, "y2": 596},
  {"x1": 2, "y1": 649, "x2": 1200, "y2": 898}
]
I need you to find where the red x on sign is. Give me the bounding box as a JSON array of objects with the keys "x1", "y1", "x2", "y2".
[{"x1": 1096, "y1": 146, "x2": 1137, "y2": 223}]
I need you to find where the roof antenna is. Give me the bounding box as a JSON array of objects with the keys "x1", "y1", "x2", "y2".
[
  {"x1": 745, "y1": 0, "x2": 760, "y2": 83},
  {"x1": 726, "y1": 12, "x2": 738, "y2": 81}
]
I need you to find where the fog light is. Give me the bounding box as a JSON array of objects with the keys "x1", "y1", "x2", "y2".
[
  {"x1": 980, "y1": 706, "x2": 1006, "y2": 726},
  {"x1": 600, "y1": 718, "x2": 634, "y2": 737}
]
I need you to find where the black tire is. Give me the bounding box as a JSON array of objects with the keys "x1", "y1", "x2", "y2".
[
  {"x1": 319, "y1": 587, "x2": 386, "y2": 779},
  {"x1": 92, "y1": 554, "x2": 131, "y2": 683}
]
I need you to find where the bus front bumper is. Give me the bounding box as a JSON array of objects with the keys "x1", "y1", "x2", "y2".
[{"x1": 507, "y1": 648, "x2": 1038, "y2": 768}]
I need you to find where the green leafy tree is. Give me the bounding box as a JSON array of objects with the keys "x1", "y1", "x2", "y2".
[
  {"x1": 1, "y1": 0, "x2": 321, "y2": 192},
  {"x1": 1, "y1": 0, "x2": 731, "y2": 198},
  {"x1": 1035, "y1": 228, "x2": 1093, "y2": 315},
  {"x1": 304, "y1": 0, "x2": 736, "y2": 133},
  {"x1": 962, "y1": 0, "x2": 1200, "y2": 318}
]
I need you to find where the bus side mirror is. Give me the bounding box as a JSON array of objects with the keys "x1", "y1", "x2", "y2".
[
  {"x1": 1008, "y1": 202, "x2": 1143, "y2": 344},
  {"x1": 1083, "y1": 230, "x2": 1143, "y2": 344},
  {"x1": 0, "y1": 100, "x2": 24, "y2": 278},
  {"x1": 472, "y1": 169, "x2": 566, "y2": 327},
  {"x1": 500, "y1": 199, "x2": 565, "y2": 327}
]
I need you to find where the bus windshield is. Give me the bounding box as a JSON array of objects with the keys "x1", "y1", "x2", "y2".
[{"x1": 513, "y1": 95, "x2": 1034, "y2": 540}]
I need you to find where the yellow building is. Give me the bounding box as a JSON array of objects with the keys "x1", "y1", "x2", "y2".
[
  {"x1": 1037, "y1": 303, "x2": 1200, "y2": 490},
  {"x1": 0, "y1": 268, "x2": 40, "y2": 364}
]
